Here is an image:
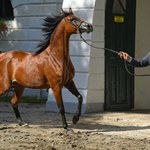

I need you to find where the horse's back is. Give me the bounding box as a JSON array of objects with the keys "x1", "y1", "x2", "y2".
[
  {"x1": 0, "y1": 50, "x2": 31, "y2": 59},
  {"x1": 0, "y1": 50, "x2": 49, "y2": 88},
  {"x1": 0, "y1": 50, "x2": 32, "y2": 80}
]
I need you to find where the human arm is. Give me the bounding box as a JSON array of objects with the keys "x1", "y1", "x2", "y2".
[{"x1": 118, "y1": 51, "x2": 150, "y2": 67}]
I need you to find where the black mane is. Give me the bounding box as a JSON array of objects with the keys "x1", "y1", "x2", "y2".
[{"x1": 34, "y1": 11, "x2": 71, "y2": 55}]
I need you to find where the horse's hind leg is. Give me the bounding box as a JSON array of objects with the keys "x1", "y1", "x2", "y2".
[
  {"x1": 11, "y1": 85, "x2": 25, "y2": 126},
  {"x1": 0, "y1": 77, "x2": 11, "y2": 96},
  {"x1": 65, "y1": 80, "x2": 83, "y2": 124}
]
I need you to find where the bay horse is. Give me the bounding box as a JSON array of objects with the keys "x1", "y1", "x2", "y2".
[{"x1": 0, "y1": 8, "x2": 93, "y2": 129}]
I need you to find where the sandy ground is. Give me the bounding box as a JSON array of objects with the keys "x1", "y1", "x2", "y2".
[{"x1": 0, "y1": 102, "x2": 150, "y2": 150}]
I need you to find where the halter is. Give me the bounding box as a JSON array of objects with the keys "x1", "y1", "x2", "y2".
[
  {"x1": 69, "y1": 17, "x2": 89, "y2": 33},
  {"x1": 71, "y1": 19, "x2": 85, "y2": 29}
]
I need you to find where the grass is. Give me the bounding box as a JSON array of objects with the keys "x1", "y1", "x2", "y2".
[{"x1": 0, "y1": 95, "x2": 47, "y2": 104}]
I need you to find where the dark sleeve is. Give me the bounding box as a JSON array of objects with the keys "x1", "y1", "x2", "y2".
[{"x1": 130, "y1": 52, "x2": 150, "y2": 67}]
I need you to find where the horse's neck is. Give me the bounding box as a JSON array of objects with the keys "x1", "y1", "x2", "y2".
[{"x1": 49, "y1": 27, "x2": 70, "y2": 60}]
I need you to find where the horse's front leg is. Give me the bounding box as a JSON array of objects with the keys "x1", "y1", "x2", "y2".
[
  {"x1": 65, "y1": 80, "x2": 83, "y2": 124},
  {"x1": 11, "y1": 85, "x2": 25, "y2": 126},
  {"x1": 52, "y1": 85, "x2": 68, "y2": 129}
]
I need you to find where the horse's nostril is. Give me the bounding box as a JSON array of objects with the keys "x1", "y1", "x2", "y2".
[{"x1": 88, "y1": 24, "x2": 93, "y2": 32}]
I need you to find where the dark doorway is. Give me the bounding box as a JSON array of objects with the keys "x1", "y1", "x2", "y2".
[
  {"x1": 0, "y1": 0, "x2": 14, "y2": 20},
  {"x1": 105, "y1": 0, "x2": 136, "y2": 110}
]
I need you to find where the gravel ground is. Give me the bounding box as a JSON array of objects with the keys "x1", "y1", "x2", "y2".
[{"x1": 0, "y1": 102, "x2": 150, "y2": 150}]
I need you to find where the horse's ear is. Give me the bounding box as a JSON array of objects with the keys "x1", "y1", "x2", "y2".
[
  {"x1": 69, "y1": 8, "x2": 73, "y2": 14},
  {"x1": 61, "y1": 8, "x2": 73, "y2": 16}
]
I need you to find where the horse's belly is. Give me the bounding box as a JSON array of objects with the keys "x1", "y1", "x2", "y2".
[{"x1": 13, "y1": 74, "x2": 49, "y2": 89}]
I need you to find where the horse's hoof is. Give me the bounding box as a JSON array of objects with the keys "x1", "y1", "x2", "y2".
[
  {"x1": 63, "y1": 124, "x2": 68, "y2": 130},
  {"x1": 21, "y1": 123, "x2": 29, "y2": 127},
  {"x1": 18, "y1": 119, "x2": 28, "y2": 126},
  {"x1": 18, "y1": 121, "x2": 23, "y2": 126},
  {"x1": 64, "y1": 128, "x2": 75, "y2": 135},
  {"x1": 72, "y1": 115, "x2": 79, "y2": 124}
]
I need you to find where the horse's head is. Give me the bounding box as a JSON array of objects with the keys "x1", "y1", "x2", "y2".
[
  {"x1": 62, "y1": 8, "x2": 93, "y2": 34},
  {"x1": 34, "y1": 8, "x2": 93, "y2": 55}
]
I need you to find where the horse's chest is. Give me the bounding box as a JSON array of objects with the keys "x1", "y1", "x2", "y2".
[{"x1": 62, "y1": 63, "x2": 75, "y2": 83}]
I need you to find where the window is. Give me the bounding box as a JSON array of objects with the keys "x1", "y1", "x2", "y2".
[
  {"x1": 0, "y1": 0, "x2": 14, "y2": 20},
  {"x1": 113, "y1": 0, "x2": 126, "y2": 14}
]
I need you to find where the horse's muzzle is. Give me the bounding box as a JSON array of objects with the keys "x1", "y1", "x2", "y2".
[{"x1": 79, "y1": 22, "x2": 93, "y2": 33}]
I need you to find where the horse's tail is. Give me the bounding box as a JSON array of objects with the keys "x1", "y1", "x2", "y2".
[{"x1": 5, "y1": 87, "x2": 14, "y2": 101}]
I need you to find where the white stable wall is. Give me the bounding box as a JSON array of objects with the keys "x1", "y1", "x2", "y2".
[
  {"x1": 134, "y1": 0, "x2": 150, "y2": 109},
  {"x1": 0, "y1": 0, "x2": 63, "y2": 98}
]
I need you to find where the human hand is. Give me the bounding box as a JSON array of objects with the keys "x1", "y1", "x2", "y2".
[{"x1": 118, "y1": 51, "x2": 129, "y2": 61}]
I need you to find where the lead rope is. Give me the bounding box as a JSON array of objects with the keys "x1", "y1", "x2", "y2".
[
  {"x1": 80, "y1": 34, "x2": 118, "y2": 54},
  {"x1": 80, "y1": 34, "x2": 150, "y2": 77}
]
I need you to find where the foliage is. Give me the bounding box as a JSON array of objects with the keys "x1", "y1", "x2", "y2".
[{"x1": 0, "y1": 19, "x2": 8, "y2": 34}]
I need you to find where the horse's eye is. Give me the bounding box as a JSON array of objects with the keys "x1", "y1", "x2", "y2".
[{"x1": 71, "y1": 18, "x2": 77, "y2": 25}]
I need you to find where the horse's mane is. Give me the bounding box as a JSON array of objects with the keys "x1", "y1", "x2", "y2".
[{"x1": 34, "y1": 11, "x2": 71, "y2": 56}]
